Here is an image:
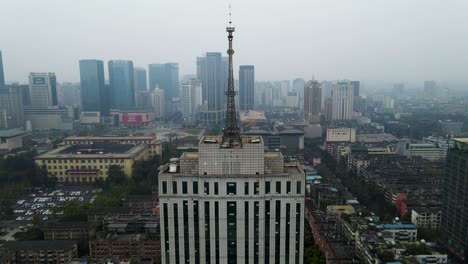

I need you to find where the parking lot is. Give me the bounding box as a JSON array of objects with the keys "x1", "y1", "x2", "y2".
[{"x1": 12, "y1": 185, "x2": 98, "y2": 222}]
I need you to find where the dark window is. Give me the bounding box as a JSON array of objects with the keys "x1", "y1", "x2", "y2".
[
  {"x1": 296, "y1": 181, "x2": 301, "y2": 194},
  {"x1": 204, "y1": 182, "x2": 209, "y2": 195},
  {"x1": 265, "y1": 200, "x2": 271, "y2": 264},
  {"x1": 227, "y1": 182, "x2": 236, "y2": 195},
  {"x1": 194, "y1": 201, "x2": 200, "y2": 264},
  {"x1": 275, "y1": 201, "x2": 281, "y2": 264},
  {"x1": 173, "y1": 181, "x2": 177, "y2": 194},
  {"x1": 295, "y1": 203, "x2": 301, "y2": 264},
  {"x1": 163, "y1": 203, "x2": 170, "y2": 264},
  {"x1": 244, "y1": 182, "x2": 249, "y2": 195},
  {"x1": 173, "y1": 204, "x2": 180, "y2": 264},
  {"x1": 254, "y1": 182, "x2": 259, "y2": 195},
  {"x1": 183, "y1": 201, "x2": 190, "y2": 264},
  {"x1": 182, "y1": 181, "x2": 188, "y2": 194},
  {"x1": 285, "y1": 203, "x2": 291, "y2": 264},
  {"x1": 227, "y1": 201, "x2": 237, "y2": 264},
  {"x1": 215, "y1": 182, "x2": 219, "y2": 195},
  {"x1": 286, "y1": 181, "x2": 291, "y2": 194},
  {"x1": 162, "y1": 181, "x2": 167, "y2": 194},
  {"x1": 265, "y1": 181, "x2": 270, "y2": 194},
  {"x1": 193, "y1": 182, "x2": 198, "y2": 194},
  {"x1": 254, "y1": 202, "x2": 259, "y2": 264},
  {"x1": 215, "y1": 202, "x2": 220, "y2": 264},
  {"x1": 245, "y1": 201, "x2": 249, "y2": 264},
  {"x1": 276, "y1": 181, "x2": 281, "y2": 194},
  {"x1": 205, "y1": 201, "x2": 211, "y2": 264}
]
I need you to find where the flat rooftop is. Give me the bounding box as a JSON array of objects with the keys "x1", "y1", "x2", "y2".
[
  {"x1": 239, "y1": 110, "x2": 267, "y2": 121},
  {"x1": 35, "y1": 142, "x2": 146, "y2": 159},
  {"x1": 3, "y1": 240, "x2": 76, "y2": 251},
  {"x1": 0, "y1": 129, "x2": 27, "y2": 138},
  {"x1": 200, "y1": 135, "x2": 263, "y2": 145},
  {"x1": 64, "y1": 135, "x2": 156, "y2": 141}
]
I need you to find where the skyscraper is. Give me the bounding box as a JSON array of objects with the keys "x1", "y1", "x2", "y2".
[
  {"x1": 181, "y1": 79, "x2": 202, "y2": 123},
  {"x1": 331, "y1": 81, "x2": 354, "y2": 121},
  {"x1": 424, "y1": 80, "x2": 438, "y2": 98},
  {"x1": 152, "y1": 88, "x2": 165, "y2": 118},
  {"x1": 0, "y1": 50, "x2": 5, "y2": 86},
  {"x1": 79, "y1": 60, "x2": 108, "y2": 115},
  {"x1": 159, "y1": 20, "x2": 305, "y2": 264},
  {"x1": 304, "y1": 80, "x2": 322, "y2": 122},
  {"x1": 239, "y1": 65, "x2": 255, "y2": 111},
  {"x1": 134, "y1": 67, "x2": 147, "y2": 92},
  {"x1": 0, "y1": 85, "x2": 24, "y2": 129},
  {"x1": 28, "y1": 73, "x2": 58, "y2": 108},
  {"x1": 108, "y1": 60, "x2": 135, "y2": 109},
  {"x1": 197, "y1": 52, "x2": 226, "y2": 124},
  {"x1": 148, "y1": 63, "x2": 179, "y2": 104},
  {"x1": 293, "y1": 78, "x2": 306, "y2": 109},
  {"x1": 442, "y1": 138, "x2": 468, "y2": 261}
]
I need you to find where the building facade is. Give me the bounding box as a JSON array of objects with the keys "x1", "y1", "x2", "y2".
[
  {"x1": 109, "y1": 60, "x2": 135, "y2": 109},
  {"x1": 148, "y1": 63, "x2": 179, "y2": 104},
  {"x1": 331, "y1": 81, "x2": 354, "y2": 121},
  {"x1": 134, "y1": 67, "x2": 148, "y2": 92},
  {"x1": 153, "y1": 88, "x2": 165, "y2": 118},
  {"x1": 1, "y1": 241, "x2": 77, "y2": 264},
  {"x1": 79, "y1": 59, "x2": 108, "y2": 115},
  {"x1": 28, "y1": 72, "x2": 58, "y2": 108},
  {"x1": 0, "y1": 85, "x2": 24, "y2": 129},
  {"x1": 441, "y1": 138, "x2": 468, "y2": 261},
  {"x1": 303, "y1": 80, "x2": 321, "y2": 122},
  {"x1": 0, "y1": 50, "x2": 4, "y2": 86},
  {"x1": 181, "y1": 79, "x2": 202, "y2": 123},
  {"x1": 239, "y1": 65, "x2": 255, "y2": 111},
  {"x1": 159, "y1": 136, "x2": 305, "y2": 264}
]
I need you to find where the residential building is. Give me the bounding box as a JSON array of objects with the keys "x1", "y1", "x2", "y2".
[
  {"x1": 396, "y1": 141, "x2": 445, "y2": 161},
  {"x1": 29, "y1": 72, "x2": 58, "y2": 108},
  {"x1": 79, "y1": 60, "x2": 108, "y2": 115},
  {"x1": 438, "y1": 120, "x2": 463, "y2": 135},
  {"x1": 303, "y1": 80, "x2": 321, "y2": 122},
  {"x1": 134, "y1": 67, "x2": 148, "y2": 92},
  {"x1": 326, "y1": 127, "x2": 356, "y2": 143},
  {"x1": 44, "y1": 222, "x2": 89, "y2": 240},
  {"x1": 0, "y1": 84, "x2": 24, "y2": 129},
  {"x1": 441, "y1": 138, "x2": 468, "y2": 261},
  {"x1": 153, "y1": 88, "x2": 165, "y2": 118},
  {"x1": 331, "y1": 81, "x2": 354, "y2": 120},
  {"x1": 181, "y1": 79, "x2": 202, "y2": 123},
  {"x1": 109, "y1": 60, "x2": 135, "y2": 109},
  {"x1": 293, "y1": 78, "x2": 305, "y2": 109},
  {"x1": 122, "y1": 195, "x2": 158, "y2": 214},
  {"x1": 239, "y1": 65, "x2": 254, "y2": 111},
  {"x1": 1, "y1": 241, "x2": 77, "y2": 264},
  {"x1": 411, "y1": 207, "x2": 442, "y2": 230},
  {"x1": 34, "y1": 142, "x2": 150, "y2": 183}
]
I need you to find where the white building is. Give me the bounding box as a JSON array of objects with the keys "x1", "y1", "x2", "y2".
[
  {"x1": 152, "y1": 88, "x2": 165, "y2": 118},
  {"x1": 181, "y1": 79, "x2": 202, "y2": 123},
  {"x1": 331, "y1": 81, "x2": 354, "y2": 120},
  {"x1": 422, "y1": 136, "x2": 454, "y2": 160},
  {"x1": 411, "y1": 207, "x2": 442, "y2": 230},
  {"x1": 159, "y1": 136, "x2": 305, "y2": 264},
  {"x1": 396, "y1": 141, "x2": 445, "y2": 161},
  {"x1": 29, "y1": 72, "x2": 58, "y2": 108},
  {"x1": 326, "y1": 127, "x2": 356, "y2": 142}
]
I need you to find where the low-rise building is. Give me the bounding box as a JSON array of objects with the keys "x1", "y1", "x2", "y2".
[
  {"x1": 438, "y1": 120, "x2": 463, "y2": 135},
  {"x1": 44, "y1": 222, "x2": 89, "y2": 240},
  {"x1": 379, "y1": 223, "x2": 418, "y2": 242},
  {"x1": 0, "y1": 128, "x2": 27, "y2": 151},
  {"x1": 411, "y1": 207, "x2": 442, "y2": 230},
  {"x1": 122, "y1": 195, "x2": 158, "y2": 214},
  {"x1": 34, "y1": 142, "x2": 149, "y2": 183},
  {"x1": 87, "y1": 207, "x2": 132, "y2": 224},
  {"x1": 396, "y1": 141, "x2": 445, "y2": 161},
  {"x1": 326, "y1": 127, "x2": 356, "y2": 143},
  {"x1": 1, "y1": 240, "x2": 77, "y2": 264}
]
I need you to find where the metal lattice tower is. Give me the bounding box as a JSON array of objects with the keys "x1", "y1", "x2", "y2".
[{"x1": 222, "y1": 9, "x2": 242, "y2": 148}]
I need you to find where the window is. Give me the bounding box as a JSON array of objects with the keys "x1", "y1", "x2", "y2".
[
  {"x1": 296, "y1": 181, "x2": 302, "y2": 194},
  {"x1": 193, "y1": 182, "x2": 198, "y2": 194},
  {"x1": 265, "y1": 181, "x2": 270, "y2": 194},
  {"x1": 172, "y1": 181, "x2": 177, "y2": 194},
  {"x1": 215, "y1": 182, "x2": 219, "y2": 195},
  {"x1": 286, "y1": 181, "x2": 291, "y2": 194},
  {"x1": 244, "y1": 182, "x2": 249, "y2": 195},
  {"x1": 254, "y1": 182, "x2": 259, "y2": 195},
  {"x1": 204, "y1": 182, "x2": 209, "y2": 195},
  {"x1": 227, "y1": 182, "x2": 236, "y2": 195},
  {"x1": 276, "y1": 181, "x2": 281, "y2": 194},
  {"x1": 182, "y1": 181, "x2": 188, "y2": 194}
]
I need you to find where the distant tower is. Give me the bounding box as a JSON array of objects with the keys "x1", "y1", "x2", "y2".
[
  {"x1": 28, "y1": 72, "x2": 58, "y2": 108},
  {"x1": 0, "y1": 50, "x2": 5, "y2": 86},
  {"x1": 239, "y1": 65, "x2": 255, "y2": 111},
  {"x1": 221, "y1": 14, "x2": 242, "y2": 148}
]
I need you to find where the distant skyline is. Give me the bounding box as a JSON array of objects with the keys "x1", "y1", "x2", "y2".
[{"x1": 1, "y1": 0, "x2": 468, "y2": 83}]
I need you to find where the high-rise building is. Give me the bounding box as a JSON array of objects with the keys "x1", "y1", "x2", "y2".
[
  {"x1": 159, "y1": 21, "x2": 305, "y2": 264},
  {"x1": 148, "y1": 63, "x2": 179, "y2": 103},
  {"x1": 293, "y1": 78, "x2": 306, "y2": 109},
  {"x1": 0, "y1": 50, "x2": 5, "y2": 86},
  {"x1": 181, "y1": 79, "x2": 202, "y2": 123},
  {"x1": 134, "y1": 67, "x2": 147, "y2": 92},
  {"x1": 152, "y1": 88, "x2": 165, "y2": 119},
  {"x1": 441, "y1": 138, "x2": 468, "y2": 261},
  {"x1": 350, "y1": 80, "x2": 362, "y2": 112},
  {"x1": 304, "y1": 80, "x2": 322, "y2": 122},
  {"x1": 331, "y1": 81, "x2": 354, "y2": 121},
  {"x1": 197, "y1": 52, "x2": 226, "y2": 124},
  {"x1": 108, "y1": 60, "x2": 135, "y2": 110},
  {"x1": 350, "y1": 81, "x2": 360, "y2": 97},
  {"x1": 0, "y1": 85, "x2": 24, "y2": 129},
  {"x1": 239, "y1": 65, "x2": 254, "y2": 111},
  {"x1": 424, "y1": 80, "x2": 438, "y2": 98},
  {"x1": 28, "y1": 73, "x2": 58, "y2": 108},
  {"x1": 79, "y1": 60, "x2": 108, "y2": 115}
]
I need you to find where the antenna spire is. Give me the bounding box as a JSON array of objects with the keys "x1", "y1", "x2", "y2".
[{"x1": 222, "y1": 5, "x2": 242, "y2": 148}]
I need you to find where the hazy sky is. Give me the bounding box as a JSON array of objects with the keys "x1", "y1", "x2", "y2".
[{"x1": 1, "y1": 0, "x2": 467, "y2": 83}]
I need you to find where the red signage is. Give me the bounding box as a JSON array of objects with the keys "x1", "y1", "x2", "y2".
[{"x1": 123, "y1": 114, "x2": 142, "y2": 123}]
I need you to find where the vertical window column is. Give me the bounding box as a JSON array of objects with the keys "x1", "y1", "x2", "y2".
[
  {"x1": 174, "y1": 203, "x2": 180, "y2": 264},
  {"x1": 183, "y1": 201, "x2": 190, "y2": 264},
  {"x1": 227, "y1": 201, "x2": 237, "y2": 264},
  {"x1": 275, "y1": 201, "x2": 281, "y2": 264},
  {"x1": 295, "y1": 203, "x2": 301, "y2": 264},
  {"x1": 254, "y1": 202, "x2": 259, "y2": 264},
  {"x1": 205, "y1": 201, "x2": 211, "y2": 264},
  {"x1": 264, "y1": 200, "x2": 270, "y2": 264},
  {"x1": 245, "y1": 201, "x2": 249, "y2": 264}
]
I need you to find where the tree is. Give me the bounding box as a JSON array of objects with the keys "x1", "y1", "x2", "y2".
[
  {"x1": 61, "y1": 200, "x2": 92, "y2": 222},
  {"x1": 107, "y1": 165, "x2": 126, "y2": 185}
]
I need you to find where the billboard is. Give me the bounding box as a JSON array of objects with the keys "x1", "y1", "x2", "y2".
[{"x1": 122, "y1": 114, "x2": 142, "y2": 123}]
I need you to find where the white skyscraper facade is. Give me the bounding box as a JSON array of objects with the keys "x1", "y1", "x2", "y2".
[
  {"x1": 28, "y1": 72, "x2": 58, "y2": 108},
  {"x1": 181, "y1": 79, "x2": 202, "y2": 123},
  {"x1": 158, "y1": 136, "x2": 305, "y2": 264},
  {"x1": 153, "y1": 88, "x2": 165, "y2": 118},
  {"x1": 331, "y1": 81, "x2": 354, "y2": 120}
]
